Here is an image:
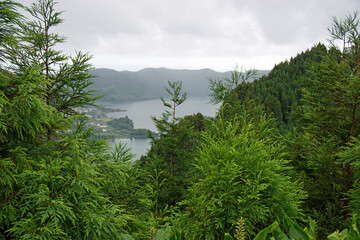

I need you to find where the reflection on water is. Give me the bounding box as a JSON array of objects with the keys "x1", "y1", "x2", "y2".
[
  {"x1": 114, "y1": 138, "x2": 152, "y2": 160},
  {"x1": 106, "y1": 96, "x2": 219, "y2": 132},
  {"x1": 107, "y1": 96, "x2": 219, "y2": 160}
]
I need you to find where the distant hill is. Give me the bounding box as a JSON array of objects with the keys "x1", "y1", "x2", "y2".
[
  {"x1": 89, "y1": 68, "x2": 270, "y2": 102},
  {"x1": 231, "y1": 43, "x2": 329, "y2": 124}
]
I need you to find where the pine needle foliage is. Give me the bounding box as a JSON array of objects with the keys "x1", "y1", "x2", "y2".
[
  {"x1": 0, "y1": 1, "x2": 133, "y2": 238},
  {"x1": 7, "y1": 0, "x2": 100, "y2": 116},
  {"x1": 209, "y1": 65, "x2": 257, "y2": 105},
  {"x1": 289, "y1": 12, "x2": 360, "y2": 236},
  {"x1": 338, "y1": 138, "x2": 360, "y2": 220},
  {"x1": 0, "y1": 0, "x2": 22, "y2": 63},
  {"x1": 177, "y1": 113, "x2": 305, "y2": 239},
  {"x1": 2, "y1": 127, "x2": 133, "y2": 239},
  {"x1": 0, "y1": 67, "x2": 58, "y2": 142}
]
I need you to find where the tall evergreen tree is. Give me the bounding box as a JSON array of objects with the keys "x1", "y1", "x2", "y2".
[
  {"x1": 0, "y1": 1, "x2": 133, "y2": 239},
  {"x1": 151, "y1": 80, "x2": 188, "y2": 177},
  {"x1": 0, "y1": 0, "x2": 22, "y2": 64},
  {"x1": 7, "y1": 0, "x2": 99, "y2": 117},
  {"x1": 137, "y1": 81, "x2": 206, "y2": 234},
  {"x1": 209, "y1": 65, "x2": 257, "y2": 105},
  {"x1": 288, "y1": 11, "x2": 360, "y2": 236}
]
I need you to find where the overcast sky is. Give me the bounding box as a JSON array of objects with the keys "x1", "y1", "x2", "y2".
[{"x1": 23, "y1": 0, "x2": 360, "y2": 72}]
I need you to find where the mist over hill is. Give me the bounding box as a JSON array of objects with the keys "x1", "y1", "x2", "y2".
[{"x1": 89, "y1": 68, "x2": 270, "y2": 102}]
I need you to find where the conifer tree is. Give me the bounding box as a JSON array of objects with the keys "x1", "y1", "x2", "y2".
[
  {"x1": 7, "y1": 0, "x2": 99, "y2": 117},
  {"x1": 152, "y1": 80, "x2": 188, "y2": 176},
  {"x1": 176, "y1": 113, "x2": 305, "y2": 239},
  {"x1": 0, "y1": 0, "x2": 22, "y2": 64},
  {"x1": 0, "y1": 1, "x2": 133, "y2": 239},
  {"x1": 337, "y1": 138, "x2": 360, "y2": 221},
  {"x1": 209, "y1": 65, "x2": 257, "y2": 105},
  {"x1": 139, "y1": 81, "x2": 204, "y2": 221},
  {"x1": 290, "y1": 11, "x2": 360, "y2": 236}
]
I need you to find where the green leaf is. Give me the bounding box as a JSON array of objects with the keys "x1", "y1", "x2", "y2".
[
  {"x1": 224, "y1": 233, "x2": 235, "y2": 240},
  {"x1": 272, "y1": 229, "x2": 290, "y2": 240},
  {"x1": 169, "y1": 230, "x2": 182, "y2": 240},
  {"x1": 120, "y1": 233, "x2": 135, "y2": 240},
  {"x1": 303, "y1": 217, "x2": 316, "y2": 240},
  {"x1": 327, "y1": 230, "x2": 347, "y2": 240},
  {"x1": 254, "y1": 221, "x2": 280, "y2": 240},
  {"x1": 154, "y1": 226, "x2": 174, "y2": 240}
]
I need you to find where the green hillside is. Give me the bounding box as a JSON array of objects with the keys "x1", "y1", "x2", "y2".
[
  {"x1": 90, "y1": 68, "x2": 269, "y2": 102},
  {"x1": 229, "y1": 43, "x2": 328, "y2": 124}
]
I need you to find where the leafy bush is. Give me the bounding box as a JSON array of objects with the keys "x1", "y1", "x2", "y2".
[{"x1": 174, "y1": 114, "x2": 305, "y2": 239}]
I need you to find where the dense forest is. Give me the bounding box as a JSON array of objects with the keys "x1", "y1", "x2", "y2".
[{"x1": 1, "y1": 0, "x2": 360, "y2": 239}]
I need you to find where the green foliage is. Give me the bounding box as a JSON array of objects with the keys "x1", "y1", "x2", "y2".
[
  {"x1": 3, "y1": 3, "x2": 360, "y2": 239},
  {"x1": 7, "y1": 0, "x2": 99, "y2": 116},
  {"x1": 108, "y1": 143, "x2": 150, "y2": 240},
  {"x1": 1, "y1": 128, "x2": 133, "y2": 239},
  {"x1": 224, "y1": 44, "x2": 328, "y2": 125},
  {"x1": 282, "y1": 11, "x2": 360, "y2": 238},
  {"x1": 51, "y1": 51, "x2": 100, "y2": 115},
  {"x1": 327, "y1": 11, "x2": 360, "y2": 65},
  {"x1": 176, "y1": 114, "x2": 305, "y2": 239},
  {"x1": 252, "y1": 217, "x2": 316, "y2": 240},
  {"x1": 161, "y1": 80, "x2": 188, "y2": 119},
  {"x1": 150, "y1": 80, "x2": 190, "y2": 176},
  {"x1": 299, "y1": 56, "x2": 360, "y2": 142},
  {"x1": 108, "y1": 116, "x2": 134, "y2": 135},
  {"x1": 136, "y1": 81, "x2": 205, "y2": 237},
  {"x1": 288, "y1": 62, "x2": 353, "y2": 235},
  {"x1": 140, "y1": 113, "x2": 205, "y2": 211},
  {"x1": 0, "y1": 0, "x2": 22, "y2": 63},
  {"x1": 153, "y1": 226, "x2": 181, "y2": 240},
  {"x1": 209, "y1": 65, "x2": 257, "y2": 104},
  {"x1": 253, "y1": 216, "x2": 360, "y2": 240},
  {"x1": 328, "y1": 216, "x2": 360, "y2": 240},
  {"x1": 0, "y1": 1, "x2": 135, "y2": 239},
  {"x1": 0, "y1": 68, "x2": 57, "y2": 141},
  {"x1": 153, "y1": 80, "x2": 188, "y2": 134},
  {"x1": 337, "y1": 138, "x2": 360, "y2": 219},
  {"x1": 143, "y1": 81, "x2": 199, "y2": 208},
  {"x1": 224, "y1": 218, "x2": 247, "y2": 240}
]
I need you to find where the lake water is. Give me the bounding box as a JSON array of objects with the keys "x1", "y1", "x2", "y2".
[
  {"x1": 113, "y1": 137, "x2": 152, "y2": 159},
  {"x1": 105, "y1": 96, "x2": 219, "y2": 159}
]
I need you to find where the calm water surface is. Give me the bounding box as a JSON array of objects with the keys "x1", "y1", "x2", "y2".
[
  {"x1": 113, "y1": 138, "x2": 152, "y2": 160},
  {"x1": 106, "y1": 96, "x2": 219, "y2": 159}
]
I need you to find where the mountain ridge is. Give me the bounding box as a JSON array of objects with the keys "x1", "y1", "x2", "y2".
[{"x1": 89, "y1": 67, "x2": 270, "y2": 102}]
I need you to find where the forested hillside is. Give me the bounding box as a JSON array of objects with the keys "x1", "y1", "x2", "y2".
[
  {"x1": 90, "y1": 68, "x2": 269, "y2": 102},
  {"x1": 1, "y1": 1, "x2": 360, "y2": 240},
  {"x1": 231, "y1": 43, "x2": 328, "y2": 124}
]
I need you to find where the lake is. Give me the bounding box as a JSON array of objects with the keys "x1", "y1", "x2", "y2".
[{"x1": 105, "y1": 96, "x2": 220, "y2": 159}]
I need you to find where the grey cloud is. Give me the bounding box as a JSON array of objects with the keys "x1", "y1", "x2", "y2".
[
  {"x1": 237, "y1": 0, "x2": 360, "y2": 45},
  {"x1": 19, "y1": 0, "x2": 360, "y2": 71}
]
